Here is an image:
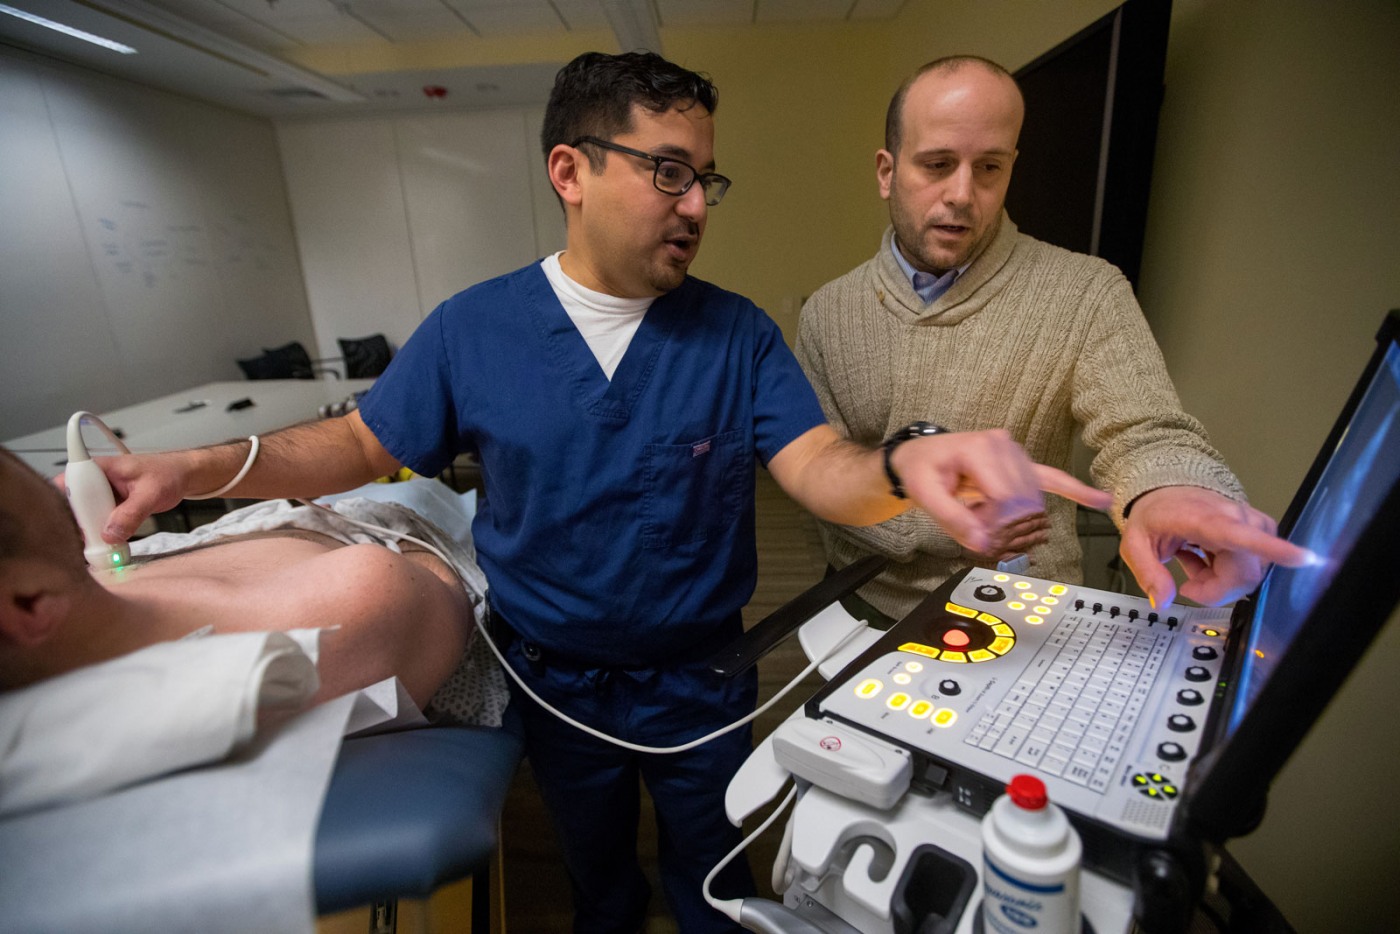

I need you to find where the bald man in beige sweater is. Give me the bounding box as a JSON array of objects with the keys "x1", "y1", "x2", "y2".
[{"x1": 797, "y1": 55, "x2": 1304, "y2": 621}]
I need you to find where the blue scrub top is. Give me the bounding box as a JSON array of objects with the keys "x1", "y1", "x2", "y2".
[{"x1": 359, "y1": 261, "x2": 826, "y2": 667}]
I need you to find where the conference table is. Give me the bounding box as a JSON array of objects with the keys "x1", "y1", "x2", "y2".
[{"x1": 2, "y1": 379, "x2": 375, "y2": 478}]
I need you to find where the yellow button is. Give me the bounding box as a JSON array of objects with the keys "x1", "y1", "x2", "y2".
[
  {"x1": 1204, "y1": 629, "x2": 1220, "y2": 637},
  {"x1": 1042, "y1": 596, "x2": 1059, "y2": 605},
  {"x1": 1023, "y1": 592, "x2": 1040, "y2": 602},
  {"x1": 946, "y1": 603, "x2": 977, "y2": 618},
  {"x1": 932, "y1": 708, "x2": 959, "y2": 727},
  {"x1": 968, "y1": 648, "x2": 996, "y2": 662},
  {"x1": 1014, "y1": 581, "x2": 1031, "y2": 589},
  {"x1": 1049, "y1": 584, "x2": 1068, "y2": 595},
  {"x1": 1133, "y1": 774, "x2": 1148, "y2": 786},
  {"x1": 988, "y1": 636, "x2": 1015, "y2": 655},
  {"x1": 1007, "y1": 601, "x2": 1026, "y2": 611},
  {"x1": 909, "y1": 700, "x2": 934, "y2": 719},
  {"x1": 991, "y1": 623, "x2": 1015, "y2": 637},
  {"x1": 893, "y1": 673, "x2": 912, "y2": 685},
  {"x1": 940, "y1": 651, "x2": 968, "y2": 664},
  {"x1": 1036, "y1": 606, "x2": 1055, "y2": 615},
  {"x1": 904, "y1": 661, "x2": 924, "y2": 673},
  {"x1": 855, "y1": 679, "x2": 883, "y2": 699},
  {"x1": 994, "y1": 574, "x2": 1010, "y2": 582},
  {"x1": 1025, "y1": 615, "x2": 1045, "y2": 625},
  {"x1": 977, "y1": 612, "x2": 1002, "y2": 625},
  {"x1": 887, "y1": 692, "x2": 911, "y2": 710},
  {"x1": 899, "y1": 642, "x2": 941, "y2": 659}
]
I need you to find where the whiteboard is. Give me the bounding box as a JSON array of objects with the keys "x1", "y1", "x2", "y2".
[{"x1": 0, "y1": 47, "x2": 316, "y2": 439}]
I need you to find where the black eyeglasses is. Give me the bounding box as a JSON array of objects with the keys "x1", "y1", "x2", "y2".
[{"x1": 571, "y1": 136, "x2": 732, "y2": 206}]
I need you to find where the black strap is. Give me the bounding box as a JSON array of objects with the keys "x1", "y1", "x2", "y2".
[{"x1": 705, "y1": 554, "x2": 889, "y2": 678}]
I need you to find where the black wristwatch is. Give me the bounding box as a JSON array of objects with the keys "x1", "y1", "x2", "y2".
[{"x1": 881, "y1": 421, "x2": 951, "y2": 499}]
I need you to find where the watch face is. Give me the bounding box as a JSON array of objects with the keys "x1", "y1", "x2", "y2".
[{"x1": 904, "y1": 422, "x2": 946, "y2": 439}]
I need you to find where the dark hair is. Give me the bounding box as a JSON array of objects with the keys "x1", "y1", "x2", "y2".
[
  {"x1": 541, "y1": 51, "x2": 718, "y2": 170},
  {"x1": 0, "y1": 450, "x2": 25, "y2": 561},
  {"x1": 884, "y1": 55, "x2": 1019, "y2": 155},
  {"x1": 0, "y1": 448, "x2": 83, "y2": 573}
]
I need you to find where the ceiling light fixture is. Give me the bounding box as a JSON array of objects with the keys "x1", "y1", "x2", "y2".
[{"x1": 0, "y1": 3, "x2": 137, "y2": 54}]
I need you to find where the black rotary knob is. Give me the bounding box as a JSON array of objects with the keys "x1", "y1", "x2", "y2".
[
  {"x1": 1176, "y1": 689, "x2": 1204, "y2": 706},
  {"x1": 1157, "y1": 741, "x2": 1187, "y2": 762},
  {"x1": 1192, "y1": 645, "x2": 1219, "y2": 661},
  {"x1": 973, "y1": 585, "x2": 1006, "y2": 602},
  {"x1": 938, "y1": 679, "x2": 962, "y2": 696},
  {"x1": 1184, "y1": 666, "x2": 1211, "y2": 682},
  {"x1": 1167, "y1": 714, "x2": 1196, "y2": 732}
]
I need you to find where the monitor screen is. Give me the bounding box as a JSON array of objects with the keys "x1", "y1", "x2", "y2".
[{"x1": 1226, "y1": 341, "x2": 1400, "y2": 735}]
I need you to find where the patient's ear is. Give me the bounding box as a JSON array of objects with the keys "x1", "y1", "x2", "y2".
[{"x1": 0, "y1": 561, "x2": 72, "y2": 647}]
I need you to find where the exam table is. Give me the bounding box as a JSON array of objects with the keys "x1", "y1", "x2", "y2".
[{"x1": 314, "y1": 710, "x2": 524, "y2": 931}]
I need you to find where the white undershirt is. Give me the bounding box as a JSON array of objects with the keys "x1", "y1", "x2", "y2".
[{"x1": 541, "y1": 252, "x2": 652, "y2": 380}]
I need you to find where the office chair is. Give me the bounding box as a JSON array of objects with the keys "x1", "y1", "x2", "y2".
[
  {"x1": 337, "y1": 334, "x2": 394, "y2": 379},
  {"x1": 237, "y1": 341, "x2": 341, "y2": 380}
]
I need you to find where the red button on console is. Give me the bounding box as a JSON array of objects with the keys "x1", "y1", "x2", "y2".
[{"x1": 943, "y1": 629, "x2": 971, "y2": 648}]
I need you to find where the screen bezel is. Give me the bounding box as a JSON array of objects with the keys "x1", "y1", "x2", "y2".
[{"x1": 1179, "y1": 311, "x2": 1400, "y2": 842}]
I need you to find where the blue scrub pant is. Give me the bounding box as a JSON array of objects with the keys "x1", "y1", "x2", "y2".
[{"x1": 502, "y1": 630, "x2": 759, "y2": 933}]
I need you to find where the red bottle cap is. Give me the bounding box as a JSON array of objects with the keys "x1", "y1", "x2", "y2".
[{"x1": 1007, "y1": 774, "x2": 1048, "y2": 810}]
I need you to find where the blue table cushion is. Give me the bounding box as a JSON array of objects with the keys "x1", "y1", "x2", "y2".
[{"x1": 313, "y1": 720, "x2": 524, "y2": 913}]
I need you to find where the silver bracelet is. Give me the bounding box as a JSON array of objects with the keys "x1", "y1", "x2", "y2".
[{"x1": 187, "y1": 436, "x2": 259, "y2": 500}]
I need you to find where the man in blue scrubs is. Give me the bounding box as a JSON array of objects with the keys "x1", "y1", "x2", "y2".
[{"x1": 91, "y1": 52, "x2": 1119, "y2": 932}]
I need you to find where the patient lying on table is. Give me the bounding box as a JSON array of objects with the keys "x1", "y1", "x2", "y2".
[{"x1": 0, "y1": 447, "x2": 485, "y2": 713}]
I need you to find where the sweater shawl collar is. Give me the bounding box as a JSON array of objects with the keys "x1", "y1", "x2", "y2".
[{"x1": 871, "y1": 210, "x2": 1020, "y2": 326}]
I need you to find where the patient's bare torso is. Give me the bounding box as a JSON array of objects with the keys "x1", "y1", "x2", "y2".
[{"x1": 96, "y1": 529, "x2": 457, "y2": 637}]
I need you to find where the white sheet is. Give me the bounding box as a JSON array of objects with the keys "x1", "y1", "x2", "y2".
[
  {"x1": 0, "y1": 692, "x2": 358, "y2": 934},
  {"x1": 0, "y1": 630, "x2": 319, "y2": 818}
]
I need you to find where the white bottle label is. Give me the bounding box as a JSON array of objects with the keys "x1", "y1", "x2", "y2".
[{"x1": 981, "y1": 854, "x2": 1078, "y2": 933}]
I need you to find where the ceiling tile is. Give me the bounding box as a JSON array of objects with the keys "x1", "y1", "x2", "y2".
[
  {"x1": 655, "y1": 0, "x2": 753, "y2": 28},
  {"x1": 551, "y1": 1, "x2": 614, "y2": 32},
  {"x1": 755, "y1": 0, "x2": 850, "y2": 24},
  {"x1": 849, "y1": 0, "x2": 908, "y2": 20},
  {"x1": 351, "y1": 3, "x2": 476, "y2": 41},
  {"x1": 442, "y1": 1, "x2": 567, "y2": 37}
]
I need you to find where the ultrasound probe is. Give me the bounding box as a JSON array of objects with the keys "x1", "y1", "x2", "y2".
[{"x1": 64, "y1": 411, "x2": 131, "y2": 570}]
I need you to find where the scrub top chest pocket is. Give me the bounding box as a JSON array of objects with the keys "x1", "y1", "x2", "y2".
[{"x1": 641, "y1": 428, "x2": 747, "y2": 549}]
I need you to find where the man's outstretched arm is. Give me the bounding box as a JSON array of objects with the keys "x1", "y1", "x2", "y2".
[
  {"x1": 767, "y1": 424, "x2": 1111, "y2": 557},
  {"x1": 75, "y1": 411, "x2": 400, "y2": 545}
]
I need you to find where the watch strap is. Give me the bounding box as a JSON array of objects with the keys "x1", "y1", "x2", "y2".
[{"x1": 881, "y1": 421, "x2": 950, "y2": 499}]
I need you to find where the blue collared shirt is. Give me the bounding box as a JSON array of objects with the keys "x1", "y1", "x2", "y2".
[{"x1": 890, "y1": 237, "x2": 969, "y2": 305}]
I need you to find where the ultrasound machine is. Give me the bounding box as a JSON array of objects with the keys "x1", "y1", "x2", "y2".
[{"x1": 716, "y1": 311, "x2": 1400, "y2": 933}]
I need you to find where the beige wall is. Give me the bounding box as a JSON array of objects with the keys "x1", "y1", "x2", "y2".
[
  {"x1": 676, "y1": 1, "x2": 1121, "y2": 336},
  {"x1": 1141, "y1": 2, "x2": 1400, "y2": 930},
  {"x1": 671, "y1": 22, "x2": 891, "y2": 334}
]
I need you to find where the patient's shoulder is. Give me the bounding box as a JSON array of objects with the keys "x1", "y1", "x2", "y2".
[{"x1": 291, "y1": 543, "x2": 463, "y2": 618}]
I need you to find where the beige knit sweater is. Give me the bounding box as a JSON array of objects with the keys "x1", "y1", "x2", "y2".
[{"x1": 796, "y1": 216, "x2": 1244, "y2": 619}]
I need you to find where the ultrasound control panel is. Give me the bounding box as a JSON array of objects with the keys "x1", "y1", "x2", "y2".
[{"x1": 805, "y1": 567, "x2": 1234, "y2": 839}]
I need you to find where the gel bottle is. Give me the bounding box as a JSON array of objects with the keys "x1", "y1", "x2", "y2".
[{"x1": 980, "y1": 774, "x2": 1082, "y2": 933}]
